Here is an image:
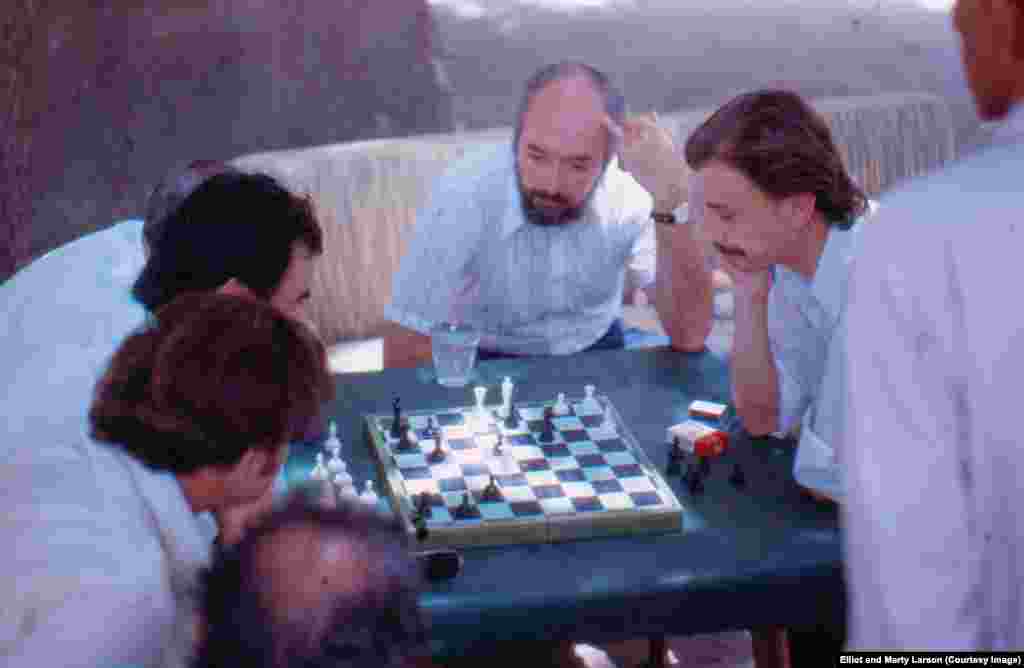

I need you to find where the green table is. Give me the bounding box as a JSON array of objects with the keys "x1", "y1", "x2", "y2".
[{"x1": 284, "y1": 346, "x2": 843, "y2": 659}]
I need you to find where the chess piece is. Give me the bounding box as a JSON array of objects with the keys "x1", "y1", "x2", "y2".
[
  {"x1": 538, "y1": 406, "x2": 555, "y2": 443},
  {"x1": 424, "y1": 416, "x2": 438, "y2": 440},
  {"x1": 666, "y1": 443, "x2": 683, "y2": 476},
  {"x1": 413, "y1": 514, "x2": 429, "y2": 541},
  {"x1": 553, "y1": 392, "x2": 569, "y2": 416},
  {"x1": 474, "y1": 386, "x2": 488, "y2": 414},
  {"x1": 481, "y1": 475, "x2": 502, "y2": 502},
  {"x1": 504, "y1": 402, "x2": 520, "y2": 429},
  {"x1": 333, "y1": 470, "x2": 356, "y2": 497},
  {"x1": 390, "y1": 397, "x2": 403, "y2": 438},
  {"x1": 360, "y1": 480, "x2": 379, "y2": 505},
  {"x1": 500, "y1": 376, "x2": 514, "y2": 418},
  {"x1": 324, "y1": 421, "x2": 342, "y2": 457},
  {"x1": 428, "y1": 437, "x2": 446, "y2": 463},
  {"x1": 729, "y1": 462, "x2": 746, "y2": 489},
  {"x1": 493, "y1": 431, "x2": 504, "y2": 456},
  {"x1": 416, "y1": 492, "x2": 434, "y2": 519},
  {"x1": 396, "y1": 422, "x2": 417, "y2": 452},
  {"x1": 686, "y1": 468, "x2": 704, "y2": 496},
  {"x1": 453, "y1": 492, "x2": 475, "y2": 519},
  {"x1": 311, "y1": 453, "x2": 328, "y2": 481}
]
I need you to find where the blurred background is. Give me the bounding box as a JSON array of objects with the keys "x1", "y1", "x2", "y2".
[{"x1": 2, "y1": 0, "x2": 972, "y2": 282}]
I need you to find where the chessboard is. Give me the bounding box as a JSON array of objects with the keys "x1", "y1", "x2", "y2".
[{"x1": 363, "y1": 393, "x2": 684, "y2": 549}]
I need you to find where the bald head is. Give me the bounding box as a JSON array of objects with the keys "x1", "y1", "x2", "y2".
[
  {"x1": 195, "y1": 493, "x2": 426, "y2": 668},
  {"x1": 513, "y1": 62, "x2": 626, "y2": 226}
]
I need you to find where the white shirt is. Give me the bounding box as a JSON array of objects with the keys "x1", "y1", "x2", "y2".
[
  {"x1": 385, "y1": 143, "x2": 655, "y2": 355},
  {"x1": 768, "y1": 205, "x2": 876, "y2": 501},
  {"x1": 840, "y1": 104, "x2": 1024, "y2": 650},
  {"x1": 0, "y1": 438, "x2": 214, "y2": 667},
  {"x1": 0, "y1": 220, "x2": 147, "y2": 455}
]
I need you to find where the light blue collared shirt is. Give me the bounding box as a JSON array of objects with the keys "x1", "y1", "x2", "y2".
[{"x1": 385, "y1": 142, "x2": 655, "y2": 355}]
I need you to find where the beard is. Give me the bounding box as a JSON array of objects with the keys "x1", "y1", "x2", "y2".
[{"x1": 516, "y1": 158, "x2": 607, "y2": 227}]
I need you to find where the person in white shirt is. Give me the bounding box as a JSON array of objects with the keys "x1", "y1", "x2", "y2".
[
  {"x1": 840, "y1": 0, "x2": 1024, "y2": 650},
  {"x1": 683, "y1": 89, "x2": 873, "y2": 501},
  {"x1": 0, "y1": 292, "x2": 334, "y2": 668},
  {"x1": 383, "y1": 61, "x2": 713, "y2": 366},
  {"x1": 194, "y1": 492, "x2": 427, "y2": 668},
  {"x1": 682, "y1": 89, "x2": 874, "y2": 663}
]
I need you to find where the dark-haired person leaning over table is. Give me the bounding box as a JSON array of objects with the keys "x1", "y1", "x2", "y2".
[{"x1": 0, "y1": 293, "x2": 333, "y2": 667}]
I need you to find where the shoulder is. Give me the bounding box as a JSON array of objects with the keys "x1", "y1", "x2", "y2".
[{"x1": 431, "y1": 141, "x2": 513, "y2": 203}]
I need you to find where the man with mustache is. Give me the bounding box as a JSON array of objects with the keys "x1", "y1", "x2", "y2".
[{"x1": 383, "y1": 61, "x2": 712, "y2": 364}]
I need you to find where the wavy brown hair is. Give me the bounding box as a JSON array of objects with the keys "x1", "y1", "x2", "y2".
[
  {"x1": 90, "y1": 292, "x2": 334, "y2": 474},
  {"x1": 685, "y1": 89, "x2": 867, "y2": 229}
]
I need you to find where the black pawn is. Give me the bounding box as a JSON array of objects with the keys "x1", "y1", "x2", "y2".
[
  {"x1": 391, "y1": 397, "x2": 403, "y2": 438},
  {"x1": 538, "y1": 406, "x2": 555, "y2": 443},
  {"x1": 686, "y1": 469, "x2": 704, "y2": 496},
  {"x1": 428, "y1": 438, "x2": 446, "y2": 463},
  {"x1": 481, "y1": 475, "x2": 502, "y2": 502},
  {"x1": 729, "y1": 462, "x2": 746, "y2": 489},
  {"x1": 423, "y1": 417, "x2": 437, "y2": 440}
]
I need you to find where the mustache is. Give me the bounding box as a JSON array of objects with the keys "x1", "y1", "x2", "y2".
[
  {"x1": 713, "y1": 242, "x2": 747, "y2": 258},
  {"x1": 528, "y1": 190, "x2": 569, "y2": 207}
]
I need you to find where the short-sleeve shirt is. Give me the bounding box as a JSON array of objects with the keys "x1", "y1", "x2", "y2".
[
  {"x1": 385, "y1": 143, "x2": 655, "y2": 355},
  {"x1": 766, "y1": 203, "x2": 876, "y2": 499}
]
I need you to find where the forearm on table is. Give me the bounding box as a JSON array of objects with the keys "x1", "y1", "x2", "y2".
[
  {"x1": 650, "y1": 224, "x2": 713, "y2": 351},
  {"x1": 730, "y1": 294, "x2": 779, "y2": 435},
  {"x1": 382, "y1": 321, "x2": 434, "y2": 369}
]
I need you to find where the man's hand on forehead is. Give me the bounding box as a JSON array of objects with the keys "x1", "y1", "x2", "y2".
[{"x1": 606, "y1": 111, "x2": 686, "y2": 212}]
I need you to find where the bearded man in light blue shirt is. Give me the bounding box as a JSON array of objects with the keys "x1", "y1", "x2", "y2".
[{"x1": 384, "y1": 61, "x2": 713, "y2": 366}]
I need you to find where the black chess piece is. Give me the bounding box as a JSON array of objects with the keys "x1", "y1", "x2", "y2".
[
  {"x1": 396, "y1": 422, "x2": 417, "y2": 452},
  {"x1": 538, "y1": 406, "x2": 555, "y2": 443},
  {"x1": 391, "y1": 397, "x2": 403, "y2": 438},
  {"x1": 666, "y1": 438, "x2": 683, "y2": 475},
  {"x1": 428, "y1": 438, "x2": 446, "y2": 463},
  {"x1": 729, "y1": 462, "x2": 746, "y2": 489},
  {"x1": 686, "y1": 468, "x2": 704, "y2": 496},
  {"x1": 453, "y1": 492, "x2": 475, "y2": 519},
  {"x1": 413, "y1": 514, "x2": 429, "y2": 541},
  {"x1": 481, "y1": 475, "x2": 502, "y2": 502},
  {"x1": 416, "y1": 492, "x2": 433, "y2": 519},
  {"x1": 493, "y1": 431, "x2": 504, "y2": 456}
]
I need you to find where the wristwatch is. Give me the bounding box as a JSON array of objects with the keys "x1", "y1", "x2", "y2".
[{"x1": 651, "y1": 202, "x2": 693, "y2": 226}]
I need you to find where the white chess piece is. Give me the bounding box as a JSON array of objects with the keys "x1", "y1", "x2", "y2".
[
  {"x1": 553, "y1": 392, "x2": 569, "y2": 416},
  {"x1": 499, "y1": 376, "x2": 514, "y2": 418},
  {"x1": 310, "y1": 453, "x2": 328, "y2": 481},
  {"x1": 334, "y1": 471, "x2": 356, "y2": 497},
  {"x1": 474, "y1": 386, "x2": 488, "y2": 413},
  {"x1": 359, "y1": 479, "x2": 380, "y2": 505},
  {"x1": 327, "y1": 451, "x2": 347, "y2": 477},
  {"x1": 324, "y1": 421, "x2": 342, "y2": 457}
]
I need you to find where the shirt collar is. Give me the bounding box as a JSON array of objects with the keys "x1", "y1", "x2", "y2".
[{"x1": 991, "y1": 103, "x2": 1024, "y2": 146}]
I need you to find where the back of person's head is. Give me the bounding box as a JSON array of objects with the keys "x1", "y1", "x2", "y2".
[
  {"x1": 684, "y1": 89, "x2": 867, "y2": 228},
  {"x1": 194, "y1": 493, "x2": 427, "y2": 668},
  {"x1": 143, "y1": 160, "x2": 239, "y2": 255},
  {"x1": 133, "y1": 171, "x2": 324, "y2": 312},
  {"x1": 90, "y1": 292, "x2": 334, "y2": 474}
]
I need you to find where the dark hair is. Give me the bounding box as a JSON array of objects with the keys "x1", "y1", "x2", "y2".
[
  {"x1": 194, "y1": 493, "x2": 427, "y2": 668},
  {"x1": 143, "y1": 160, "x2": 239, "y2": 253},
  {"x1": 513, "y1": 61, "x2": 626, "y2": 159},
  {"x1": 684, "y1": 90, "x2": 867, "y2": 229},
  {"x1": 133, "y1": 171, "x2": 324, "y2": 312},
  {"x1": 90, "y1": 292, "x2": 334, "y2": 474}
]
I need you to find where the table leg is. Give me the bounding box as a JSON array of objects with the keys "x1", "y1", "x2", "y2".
[{"x1": 751, "y1": 627, "x2": 789, "y2": 668}]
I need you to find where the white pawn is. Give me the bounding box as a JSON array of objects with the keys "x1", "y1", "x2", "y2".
[
  {"x1": 334, "y1": 471, "x2": 356, "y2": 497},
  {"x1": 310, "y1": 453, "x2": 328, "y2": 481},
  {"x1": 553, "y1": 392, "x2": 569, "y2": 416},
  {"x1": 324, "y1": 421, "x2": 342, "y2": 457},
  {"x1": 499, "y1": 376, "x2": 514, "y2": 418},
  {"x1": 326, "y1": 450, "x2": 347, "y2": 477},
  {"x1": 359, "y1": 479, "x2": 380, "y2": 506}
]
